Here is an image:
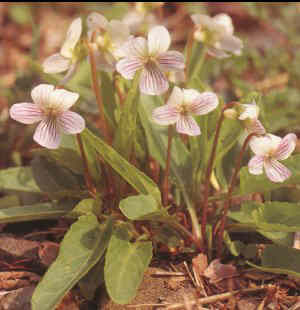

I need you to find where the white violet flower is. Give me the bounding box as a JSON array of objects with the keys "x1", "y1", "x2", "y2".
[
  {"x1": 87, "y1": 12, "x2": 131, "y2": 72},
  {"x1": 248, "y1": 133, "x2": 297, "y2": 183},
  {"x1": 116, "y1": 26, "x2": 185, "y2": 95},
  {"x1": 9, "y1": 84, "x2": 85, "y2": 149},
  {"x1": 43, "y1": 18, "x2": 82, "y2": 74},
  {"x1": 191, "y1": 13, "x2": 243, "y2": 58},
  {"x1": 152, "y1": 86, "x2": 218, "y2": 136}
]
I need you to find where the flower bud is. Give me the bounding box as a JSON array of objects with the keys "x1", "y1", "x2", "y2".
[{"x1": 224, "y1": 108, "x2": 238, "y2": 120}]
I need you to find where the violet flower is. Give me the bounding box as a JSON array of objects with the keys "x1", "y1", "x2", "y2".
[
  {"x1": 152, "y1": 86, "x2": 218, "y2": 136},
  {"x1": 9, "y1": 84, "x2": 85, "y2": 149},
  {"x1": 116, "y1": 26, "x2": 185, "y2": 95},
  {"x1": 248, "y1": 133, "x2": 297, "y2": 183}
]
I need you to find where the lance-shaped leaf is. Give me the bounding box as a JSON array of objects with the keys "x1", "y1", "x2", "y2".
[
  {"x1": 0, "y1": 201, "x2": 74, "y2": 224},
  {"x1": 114, "y1": 72, "x2": 140, "y2": 159},
  {"x1": 32, "y1": 215, "x2": 112, "y2": 310},
  {"x1": 82, "y1": 128, "x2": 161, "y2": 203},
  {"x1": 104, "y1": 226, "x2": 152, "y2": 304},
  {"x1": 248, "y1": 244, "x2": 300, "y2": 278}
]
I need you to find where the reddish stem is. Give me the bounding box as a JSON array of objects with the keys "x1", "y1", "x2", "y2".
[
  {"x1": 87, "y1": 41, "x2": 112, "y2": 144},
  {"x1": 201, "y1": 102, "x2": 238, "y2": 251},
  {"x1": 217, "y1": 132, "x2": 257, "y2": 257},
  {"x1": 162, "y1": 125, "x2": 174, "y2": 206}
]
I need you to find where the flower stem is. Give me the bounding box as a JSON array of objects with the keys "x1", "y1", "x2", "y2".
[
  {"x1": 162, "y1": 125, "x2": 174, "y2": 207},
  {"x1": 87, "y1": 41, "x2": 112, "y2": 144},
  {"x1": 76, "y1": 133, "x2": 97, "y2": 198},
  {"x1": 216, "y1": 132, "x2": 257, "y2": 258},
  {"x1": 201, "y1": 102, "x2": 237, "y2": 251}
]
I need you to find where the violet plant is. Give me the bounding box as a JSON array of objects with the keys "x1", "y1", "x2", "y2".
[{"x1": 3, "y1": 5, "x2": 300, "y2": 309}]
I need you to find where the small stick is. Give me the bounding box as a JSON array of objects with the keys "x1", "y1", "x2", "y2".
[{"x1": 127, "y1": 286, "x2": 268, "y2": 309}]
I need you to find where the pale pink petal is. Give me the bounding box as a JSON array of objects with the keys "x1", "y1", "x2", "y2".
[
  {"x1": 139, "y1": 65, "x2": 169, "y2": 95},
  {"x1": 238, "y1": 103, "x2": 259, "y2": 120},
  {"x1": 157, "y1": 51, "x2": 185, "y2": 72},
  {"x1": 249, "y1": 135, "x2": 279, "y2": 156},
  {"x1": 166, "y1": 86, "x2": 184, "y2": 106},
  {"x1": 273, "y1": 133, "x2": 297, "y2": 161},
  {"x1": 217, "y1": 35, "x2": 243, "y2": 56},
  {"x1": 191, "y1": 14, "x2": 213, "y2": 28},
  {"x1": 107, "y1": 20, "x2": 130, "y2": 46},
  {"x1": 207, "y1": 47, "x2": 230, "y2": 59},
  {"x1": 47, "y1": 89, "x2": 79, "y2": 112},
  {"x1": 42, "y1": 53, "x2": 71, "y2": 74},
  {"x1": 293, "y1": 232, "x2": 300, "y2": 250},
  {"x1": 213, "y1": 14, "x2": 234, "y2": 36},
  {"x1": 116, "y1": 57, "x2": 143, "y2": 79},
  {"x1": 9, "y1": 103, "x2": 43, "y2": 124},
  {"x1": 148, "y1": 26, "x2": 171, "y2": 55},
  {"x1": 119, "y1": 37, "x2": 148, "y2": 58},
  {"x1": 264, "y1": 158, "x2": 291, "y2": 183},
  {"x1": 33, "y1": 119, "x2": 61, "y2": 149},
  {"x1": 87, "y1": 12, "x2": 108, "y2": 31},
  {"x1": 188, "y1": 91, "x2": 219, "y2": 115},
  {"x1": 248, "y1": 155, "x2": 264, "y2": 175},
  {"x1": 31, "y1": 84, "x2": 55, "y2": 107},
  {"x1": 152, "y1": 105, "x2": 179, "y2": 126},
  {"x1": 57, "y1": 111, "x2": 85, "y2": 134},
  {"x1": 176, "y1": 115, "x2": 200, "y2": 136},
  {"x1": 60, "y1": 18, "x2": 82, "y2": 58},
  {"x1": 182, "y1": 89, "x2": 201, "y2": 103},
  {"x1": 245, "y1": 119, "x2": 266, "y2": 135}
]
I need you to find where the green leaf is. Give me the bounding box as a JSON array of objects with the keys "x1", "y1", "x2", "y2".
[
  {"x1": 239, "y1": 155, "x2": 300, "y2": 195},
  {"x1": 119, "y1": 194, "x2": 161, "y2": 220},
  {"x1": 114, "y1": 72, "x2": 140, "y2": 159},
  {"x1": 104, "y1": 226, "x2": 152, "y2": 304},
  {"x1": 59, "y1": 134, "x2": 102, "y2": 185},
  {"x1": 248, "y1": 244, "x2": 300, "y2": 277},
  {"x1": 33, "y1": 148, "x2": 84, "y2": 175},
  {"x1": 0, "y1": 167, "x2": 40, "y2": 193},
  {"x1": 78, "y1": 258, "x2": 104, "y2": 301},
  {"x1": 32, "y1": 215, "x2": 112, "y2": 310},
  {"x1": 31, "y1": 155, "x2": 80, "y2": 193},
  {"x1": 82, "y1": 129, "x2": 161, "y2": 203},
  {"x1": 214, "y1": 118, "x2": 243, "y2": 165},
  {"x1": 100, "y1": 71, "x2": 117, "y2": 129},
  {"x1": 223, "y1": 231, "x2": 245, "y2": 256},
  {"x1": 69, "y1": 198, "x2": 102, "y2": 218},
  {"x1": 229, "y1": 201, "x2": 300, "y2": 246},
  {"x1": 0, "y1": 201, "x2": 74, "y2": 224}
]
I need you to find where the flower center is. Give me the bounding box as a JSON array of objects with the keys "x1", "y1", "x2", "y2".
[{"x1": 177, "y1": 103, "x2": 190, "y2": 116}]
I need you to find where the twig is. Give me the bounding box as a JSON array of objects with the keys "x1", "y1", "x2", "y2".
[{"x1": 127, "y1": 286, "x2": 268, "y2": 308}]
